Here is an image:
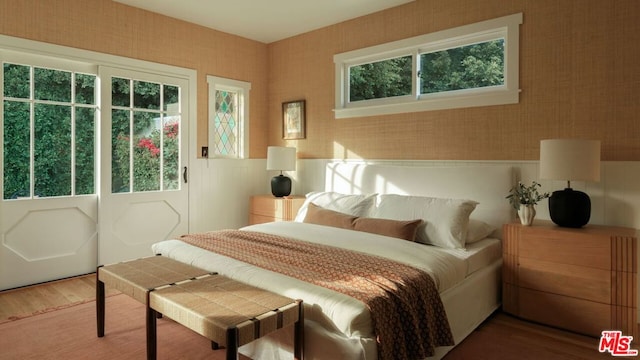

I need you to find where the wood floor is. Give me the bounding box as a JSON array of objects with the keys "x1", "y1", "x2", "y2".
[
  {"x1": 0, "y1": 274, "x2": 118, "y2": 321},
  {"x1": 0, "y1": 274, "x2": 635, "y2": 359}
]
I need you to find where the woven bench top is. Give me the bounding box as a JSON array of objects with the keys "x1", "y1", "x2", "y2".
[
  {"x1": 98, "y1": 256, "x2": 211, "y2": 303},
  {"x1": 149, "y1": 274, "x2": 301, "y2": 347}
]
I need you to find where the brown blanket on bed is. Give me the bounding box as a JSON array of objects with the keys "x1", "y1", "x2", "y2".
[{"x1": 179, "y1": 230, "x2": 454, "y2": 359}]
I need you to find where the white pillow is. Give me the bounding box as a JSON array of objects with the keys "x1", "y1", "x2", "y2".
[
  {"x1": 466, "y1": 219, "x2": 496, "y2": 244},
  {"x1": 294, "y1": 191, "x2": 377, "y2": 222},
  {"x1": 372, "y1": 194, "x2": 478, "y2": 249}
]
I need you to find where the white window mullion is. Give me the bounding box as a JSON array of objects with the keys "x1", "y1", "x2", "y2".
[
  {"x1": 128, "y1": 79, "x2": 134, "y2": 193},
  {"x1": 70, "y1": 73, "x2": 76, "y2": 196},
  {"x1": 412, "y1": 49, "x2": 419, "y2": 100},
  {"x1": 159, "y1": 85, "x2": 165, "y2": 191},
  {"x1": 29, "y1": 66, "x2": 35, "y2": 198}
]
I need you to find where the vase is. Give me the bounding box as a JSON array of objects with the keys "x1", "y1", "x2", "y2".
[{"x1": 518, "y1": 204, "x2": 536, "y2": 226}]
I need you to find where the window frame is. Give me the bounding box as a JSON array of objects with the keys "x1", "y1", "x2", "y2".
[
  {"x1": 333, "y1": 13, "x2": 523, "y2": 119},
  {"x1": 108, "y1": 75, "x2": 183, "y2": 194},
  {"x1": 206, "y1": 75, "x2": 251, "y2": 159},
  {"x1": 0, "y1": 34, "x2": 197, "y2": 200},
  {"x1": 1, "y1": 52, "x2": 99, "y2": 199}
]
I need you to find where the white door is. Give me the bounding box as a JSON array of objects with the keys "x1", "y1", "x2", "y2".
[
  {"x1": 98, "y1": 67, "x2": 189, "y2": 265},
  {"x1": 0, "y1": 56, "x2": 99, "y2": 290}
]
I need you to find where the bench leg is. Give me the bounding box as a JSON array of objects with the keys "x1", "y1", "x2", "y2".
[
  {"x1": 226, "y1": 327, "x2": 238, "y2": 360},
  {"x1": 147, "y1": 305, "x2": 157, "y2": 360},
  {"x1": 294, "y1": 300, "x2": 304, "y2": 360},
  {"x1": 96, "y1": 271, "x2": 105, "y2": 338}
]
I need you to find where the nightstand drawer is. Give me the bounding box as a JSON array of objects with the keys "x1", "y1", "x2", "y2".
[
  {"x1": 502, "y1": 221, "x2": 637, "y2": 339},
  {"x1": 518, "y1": 257, "x2": 610, "y2": 303},
  {"x1": 519, "y1": 230, "x2": 610, "y2": 270},
  {"x1": 248, "y1": 195, "x2": 305, "y2": 225},
  {"x1": 518, "y1": 287, "x2": 610, "y2": 337},
  {"x1": 249, "y1": 214, "x2": 278, "y2": 225},
  {"x1": 251, "y1": 196, "x2": 288, "y2": 218}
]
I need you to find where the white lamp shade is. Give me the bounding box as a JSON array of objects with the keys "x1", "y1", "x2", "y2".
[
  {"x1": 539, "y1": 139, "x2": 600, "y2": 182},
  {"x1": 266, "y1": 146, "x2": 296, "y2": 171}
]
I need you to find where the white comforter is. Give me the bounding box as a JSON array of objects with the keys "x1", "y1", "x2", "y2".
[{"x1": 151, "y1": 221, "x2": 467, "y2": 340}]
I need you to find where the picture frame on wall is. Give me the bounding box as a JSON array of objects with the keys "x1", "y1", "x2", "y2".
[{"x1": 282, "y1": 100, "x2": 306, "y2": 140}]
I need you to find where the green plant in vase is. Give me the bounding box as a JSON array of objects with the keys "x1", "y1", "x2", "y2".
[{"x1": 506, "y1": 181, "x2": 550, "y2": 225}]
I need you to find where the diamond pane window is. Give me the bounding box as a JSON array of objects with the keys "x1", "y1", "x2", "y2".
[
  {"x1": 207, "y1": 76, "x2": 250, "y2": 159},
  {"x1": 213, "y1": 90, "x2": 239, "y2": 156}
]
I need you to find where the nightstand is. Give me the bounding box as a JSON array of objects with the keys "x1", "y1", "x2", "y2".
[
  {"x1": 249, "y1": 195, "x2": 305, "y2": 225},
  {"x1": 502, "y1": 220, "x2": 637, "y2": 338}
]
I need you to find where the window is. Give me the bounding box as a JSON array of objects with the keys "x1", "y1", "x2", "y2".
[
  {"x1": 207, "y1": 75, "x2": 251, "y2": 159},
  {"x1": 349, "y1": 55, "x2": 412, "y2": 102},
  {"x1": 334, "y1": 13, "x2": 522, "y2": 118},
  {"x1": 419, "y1": 39, "x2": 505, "y2": 94},
  {"x1": 2, "y1": 60, "x2": 97, "y2": 199},
  {"x1": 110, "y1": 77, "x2": 182, "y2": 193}
]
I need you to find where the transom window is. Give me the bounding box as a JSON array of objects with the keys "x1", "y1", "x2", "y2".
[
  {"x1": 420, "y1": 39, "x2": 505, "y2": 94},
  {"x1": 349, "y1": 55, "x2": 412, "y2": 102},
  {"x1": 207, "y1": 75, "x2": 250, "y2": 159},
  {"x1": 334, "y1": 13, "x2": 522, "y2": 118}
]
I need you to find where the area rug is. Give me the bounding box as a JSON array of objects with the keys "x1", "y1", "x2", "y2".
[
  {"x1": 0, "y1": 296, "x2": 101, "y2": 325},
  {"x1": 0, "y1": 293, "x2": 248, "y2": 359}
]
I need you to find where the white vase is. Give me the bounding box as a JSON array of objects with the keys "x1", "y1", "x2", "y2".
[{"x1": 518, "y1": 204, "x2": 536, "y2": 226}]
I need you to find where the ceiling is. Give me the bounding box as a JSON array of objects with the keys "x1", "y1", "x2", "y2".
[{"x1": 113, "y1": 0, "x2": 414, "y2": 44}]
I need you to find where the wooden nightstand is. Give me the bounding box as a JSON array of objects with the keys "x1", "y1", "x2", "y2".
[
  {"x1": 249, "y1": 195, "x2": 305, "y2": 225},
  {"x1": 502, "y1": 220, "x2": 637, "y2": 338}
]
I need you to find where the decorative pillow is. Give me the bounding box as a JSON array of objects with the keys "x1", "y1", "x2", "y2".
[
  {"x1": 303, "y1": 203, "x2": 357, "y2": 230},
  {"x1": 466, "y1": 219, "x2": 496, "y2": 244},
  {"x1": 352, "y1": 217, "x2": 422, "y2": 241},
  {"x1": 294, "y1": 191, "x2": 376, "y2": 222},
  {"x1": 372, "y1": 194, "x2": 478, "y2": 249}
]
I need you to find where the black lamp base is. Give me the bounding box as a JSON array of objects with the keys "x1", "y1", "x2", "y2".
[
  {"x1": 271, "y1": 175, "x2": 292, "y2": 197},
  {"x1": 548, "y1": 188, "x2": 591, "y2": 228}
]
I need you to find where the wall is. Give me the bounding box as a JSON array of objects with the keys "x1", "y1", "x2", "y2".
[
  {"x1": 267, "y1": 0, "x2": 640, "y2": 161},
  {"x1": 2, "y1": 1, "x2": 638, "y2": 228},
  {"x1": 0, "y1": 0, "x2": 269, "y2": 158},
  {"x1": 3, "y1": 0, "x2": 637, "y2": 161},
  {"x1": 2, "y1": 0, "x2": 640, "y2": 316}
]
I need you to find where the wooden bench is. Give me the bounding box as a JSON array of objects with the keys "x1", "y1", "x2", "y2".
[
  {"x1": 96, "y1": 256, "x2": 304, "y2": 360},
  {"x1": 96, "y1": 256, "x2": 212, "y2": 358},
  {"x1": 149, "y1": 274, "x2": 304, "y2": 360}
]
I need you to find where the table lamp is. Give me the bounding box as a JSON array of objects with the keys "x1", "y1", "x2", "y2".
[
  {"x1": 539, "y1": 139, "x2": 600, "y2": 228},
  {"x1": 266, "y1": 146, "x2": 296, "y2": 197}
]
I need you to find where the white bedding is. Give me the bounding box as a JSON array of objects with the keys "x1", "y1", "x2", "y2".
[
  {"x1": 151, "y1": 221, "x2": 502, "y2": 359},
  {"x1": 438, "y1": 237, "x2": 502, "y2": 276}
]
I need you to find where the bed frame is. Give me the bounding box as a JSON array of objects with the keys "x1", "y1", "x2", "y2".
[
  {"x1": 325, "y1": 163, "x2": 514, "y2": 233},
  {"x1": 154, "y1": 163, "x2": 515, "y2": 359},
  {"x1": 236, "y1": 163, "x2": 515, "y2": 359},
  {"x1": 324, "y1": 163, "x2": 514, "y2": 358}
]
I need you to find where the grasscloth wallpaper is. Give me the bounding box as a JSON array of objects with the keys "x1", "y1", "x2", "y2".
[
  {"x1": 268, "y1": 0, "x2": 640, "y2": 161},
  {"x1": 0, "y1": 0, "x2": 269, "y2": 158},
  {"x1": 1, "y1": 0, "x2": 639, "y2": 161}
]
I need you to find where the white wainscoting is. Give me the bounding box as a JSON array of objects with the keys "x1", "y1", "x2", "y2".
[
  {"x1": 294, "y1": 159, "x2": 640, "y2": 229},
  {"x1": 195, "y1": 159, "x2": 640, "y2": 321},
  {"x1": 194, "y1": 158, "x2": 640, "y2": 231},
  {"x1": 188, "y1": 158, "x2": 270, "y2": 233}
]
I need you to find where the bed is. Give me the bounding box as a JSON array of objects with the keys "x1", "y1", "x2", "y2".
[{"x1": 152, "y1": 163, "x2": 514, "y2": 359}]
